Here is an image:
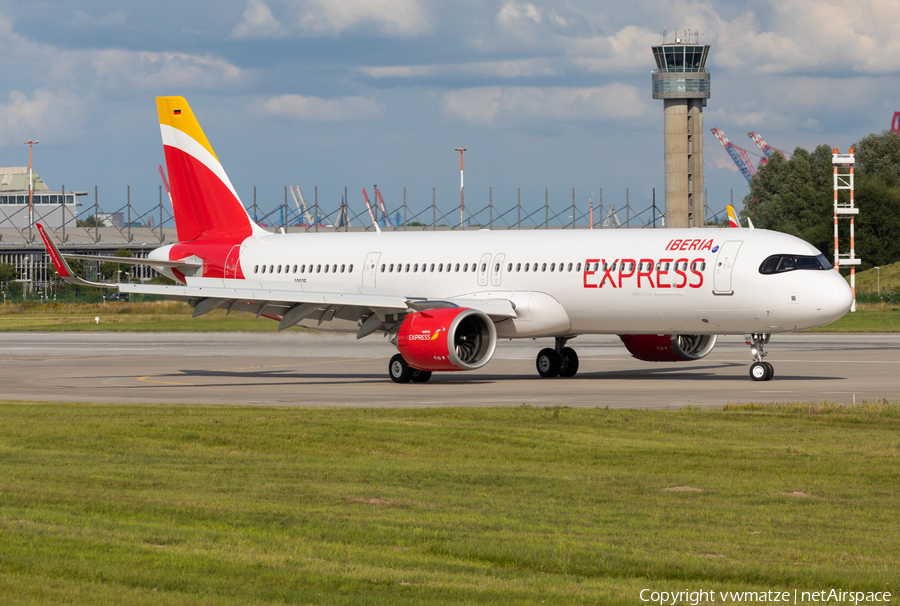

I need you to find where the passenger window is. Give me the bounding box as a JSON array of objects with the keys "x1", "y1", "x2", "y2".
[
  {"x1": 454, "y1": 263, "x2": 459, "y2": 272},
  {"x1": 438, "y1": 263, "x2": 443, "y2": 272},
  {"x1": 380, "y1": 264, "x2": 385, "y2": 272},
  {"x1": 254, "y1": 265, "x2": 259, "y2": 274},
  {"x1": 524, "y1": 263, "x2": 530, "y2": 271},
  {"x1": 324, "y1": 265, "x2": 329, "y2": 273},
  {"x1": 507, "y1": 263, "x2": 512, "y2": 271},
  {"x1": 389, "y1": 264, "x2": 394, "y2": 272},
  {"x1": 567, "y1": 263, "x2": 572, "y2": 271},
  {"x1": 464, "y1": 263, "x2": 468, "y2": 272},
  {"x1": 270, "y1": 265, "x2": 274, "y2": 273},
  {"x1": 341, "y1": 264, "x2": 345, "y2": 273},
  {"x1": 430, "y1": 263, "x2": 435, "y2": 272},
  {"x1": 348, "y1": 264, "x2": 353, "y2": 272},
  {"x1": 516, "y1": 263, "x2": 521, "y2": 272},
  {"x1": 292, "y1": 265, "x2": 297, "y2": 273},
  {"x1": 551, "y1": 263, "x2": 556, "y2": 272},
  {"x1": 333, "y1": 264, "x2": 337, "y2": 273},
  {"x1": 414, "y1": 263, "x2": 418, "y2": 272},
  {"x1": 541, "y1": 263, "x2": 547, "y2": 272},
  {"x1": 576, "y1": 263, "x2": 582, "y2": 271},
  {"x1": 316, "y1": 264, "x2": 321, "y2": 273},
  {"x1": 495, "y1": 263, "x2": 500, "y2": 271},
  {"x1": 611, "y1": 262, "x2": 617, "y2": 271},
  {"x1": 481, "y1": 263, "x2": 486, "y2": 272},
  {"x1": 447, "y1": 263, "x2": 451, "y2": 272}
]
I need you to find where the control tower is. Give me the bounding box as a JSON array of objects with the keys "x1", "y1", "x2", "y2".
[{"x1": 651, "y1": 31, "x2": 710, "y2": 228}]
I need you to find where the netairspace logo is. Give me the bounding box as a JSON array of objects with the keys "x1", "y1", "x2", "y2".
[{"x1": 639, "y1": 588, "x2": 892, "y2": 605}]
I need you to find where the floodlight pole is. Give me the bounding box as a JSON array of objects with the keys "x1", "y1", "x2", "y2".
[
  {"x1": 455, "y1": 148, "x2": 466, "y2": 228},
  {"x1": 25, "y1": 140, "x2": 38, "y2": 241}
]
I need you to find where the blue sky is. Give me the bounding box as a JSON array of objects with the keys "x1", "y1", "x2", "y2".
[{"x1": 1, "y1": 0, "x2": 898, "y2": 222}]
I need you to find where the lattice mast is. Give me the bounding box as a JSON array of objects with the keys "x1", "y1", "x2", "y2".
[{"x1": 833, "y1": 148, "x2": 859, "y2": 312}]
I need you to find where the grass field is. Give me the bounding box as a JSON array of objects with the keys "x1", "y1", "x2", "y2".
[
  {"x1": 0, "y1": 301, "x2": 280, "y2": 332},
  {"x1": 0, "y1": 402, "x2": 897, "y2": 605},
  {"x1": 1, "y1": 300, "x2": 899, "y2": 333}
]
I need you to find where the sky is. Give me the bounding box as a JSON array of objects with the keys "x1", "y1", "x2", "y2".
[{"x1": 0, "y1": 0, "x2": 898, "y2": 223}]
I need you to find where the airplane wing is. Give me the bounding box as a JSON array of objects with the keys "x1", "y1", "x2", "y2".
[
  {"x1": 38, "y1": 222, "x2": 516, "y2": 336},
  {"x1": 37, "y1": 223, "x2": 113, "y2": 288},
  {"x1": 61, "y1": 254, "x2": 203, "y2": 269},
  {"x1": 118, "y1": 277, "x2": 516, "y2": 335}
]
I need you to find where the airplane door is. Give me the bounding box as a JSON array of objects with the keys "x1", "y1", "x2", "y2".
[
  {"x1": 477, "y1": 253, "x2": 492, "y2": 287},
  {"x1": 491, "y1": 253, "x2": 506, "y2": 286},
  {"x1": 713, "y1": 241, "x2": 742, "y2": 294},
  {"x1": 363, "y1": 252, "x2": 381, "y2": 287},
  {"x1": 225, "y1": 245, "x2": 245, "y2": 279}
]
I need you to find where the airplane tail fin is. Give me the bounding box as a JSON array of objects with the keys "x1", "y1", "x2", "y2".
[
  {"x1": 157, "y1": 96, "x2": 266, "y2": 242},
  {"x1": 726, "y1": 205, "x2": 742, "y2": 228}
]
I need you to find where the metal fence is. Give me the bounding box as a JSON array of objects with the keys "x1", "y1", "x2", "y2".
[{"x1": 5, "y1": 184, "x2": 731, "y2": 246}]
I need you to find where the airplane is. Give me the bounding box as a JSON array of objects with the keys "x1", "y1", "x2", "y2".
[{"x1": 38, "y1": 96, "x2": 853, "y2": 384}]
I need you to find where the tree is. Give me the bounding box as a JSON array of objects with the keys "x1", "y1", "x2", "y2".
[
  {"x1": 742, "y1": 131, "x2": 900, "y2": 268},
  {"x1": 76, "y1": 215, "x2": 100, "y2": 228},
  {"x1": 0, "y1": 262, "x2": 17, "y2": 287},
  {"x1": 99, "y1": 248, "x2": 134, "y2": 282}
]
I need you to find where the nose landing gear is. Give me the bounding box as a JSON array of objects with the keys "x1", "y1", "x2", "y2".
[
  {"x1": 536, "y1": 337, "x2": 579, "y2": 378},
  {"x1": 746, "y1": 333, "x2": 774, "y2": 381}
]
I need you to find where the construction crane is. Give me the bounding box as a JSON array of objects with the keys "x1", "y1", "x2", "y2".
[
  {"x1": 711, "y1": 128, "x2": 758, "y2": 182},
  {"x1": 891, "y1": 112, "x2": 900, "y2": 135},
  {"x1": 748, "y1": 132, "x2": 788, "y2": 159}
]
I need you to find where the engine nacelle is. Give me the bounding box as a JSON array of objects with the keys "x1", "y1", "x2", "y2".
[
  {"x1": 619, "y1": 334, "x2": 717, "y2": 362},
  {"x1": 397, "y1": 308, "x2": 497, "y2": 372}
]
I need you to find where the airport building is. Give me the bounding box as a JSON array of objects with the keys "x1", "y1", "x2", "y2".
[
  {"x1": 0, "y1": 166, "x2": 87, "y2": 229},
  {"x1": 651, "y1": 31, "x2": 710, "y2": 228}
]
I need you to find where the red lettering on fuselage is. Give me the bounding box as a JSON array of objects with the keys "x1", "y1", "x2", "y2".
[
  {"x1": 673, "y1": 257, "x2": 688, "y2": 288},
  {"x1": 618, "y1": 259, "x2": 636, "y2": 288},
  {"x1": 637, "y1": 259, "x2": 655, "y2": 288},
  {"x1": 656, "y1": 258, "x2": 673, "y2": 288},
  {"x1": 583, "y1": 258, "x2": 599, "y2": 288},
  {"x1": 583, "y1": 256, "x2": 705, "y2": 290},
  {"x1": 599, "y1": 260, "x2": 618, "y2": 288}
]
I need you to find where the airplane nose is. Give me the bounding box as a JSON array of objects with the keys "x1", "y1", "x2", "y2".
[{"x1": 817, "y1": 271, "x2": 853, "y2": 321}]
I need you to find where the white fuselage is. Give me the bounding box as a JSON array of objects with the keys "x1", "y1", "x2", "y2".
[{"x1": 153, "y1": 227, "x2": 852, "y2": 337}]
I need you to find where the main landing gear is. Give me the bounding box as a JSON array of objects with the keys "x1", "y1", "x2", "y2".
[
  {"x1": 536, "y1": 337, "x2": 579, "y2": 378},
  {"x1": 389, "y1": 354, "x2": 432, "y2": 384},
  {"x1": 747, "y1": 333, "x2": 774, "y2": 382}
]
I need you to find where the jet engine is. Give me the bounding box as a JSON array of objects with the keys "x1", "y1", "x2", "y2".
[
  {"x1": 619, "y1": 334, "x2": 718, "y2": 362},
  {"x1": 397, "y1": 308, "x2": 497, "y2": 372}
]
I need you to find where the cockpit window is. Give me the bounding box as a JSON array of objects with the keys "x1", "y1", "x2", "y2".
[{"x1": 759, "y1": 254, "x2": 832, "y2": 274}]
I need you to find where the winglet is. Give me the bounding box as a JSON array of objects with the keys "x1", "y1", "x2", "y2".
[
  {"x1": 726, "y1": 205, "x2": 742, "y2": 229},
  {"x1": 36, "y1": 223, "x2": 112, "y2": 288}
]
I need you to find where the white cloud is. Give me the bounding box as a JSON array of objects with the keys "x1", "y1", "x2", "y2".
[
  {"x1": 359, "y1": 58, "x2": 563, "y2": 80},
  {"x1": 261, "y1": 94, "x2": 383, "y2": 121},
  {"x1": 230, "y1": 0, "x2": 285, "y2": 39},
  {"x1": 0, "y1": 89, "x2": 85, "y2": 146},
  {"x1": 440, "y1": 84, "x2": 647, "y2": 127},
  {"x1": 498, "y1": 2, "x2": 542, "y2": 26},
  {"x1": 0, "y1": 14, "x2": 244, "y2": 93},
  {"x1": 236, "y1": 0, "x2": 431, "y2": 38}
]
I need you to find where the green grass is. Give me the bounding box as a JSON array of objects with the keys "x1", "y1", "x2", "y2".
[
  {"x1": 808, "y1": 303, "x2": 900, "y2": 332},
  {"x1": 0, "y1": 402, "x2": 897, "y2": 605},
  {"x1": 848, "y1": 261, "x2": 900, "y2": 293},
  {"x1": 0, "y1": 301, "x2": 281, "y2": 332}
]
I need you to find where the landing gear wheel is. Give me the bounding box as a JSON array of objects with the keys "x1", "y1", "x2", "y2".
[
  {"x1": 389, "y1": 354, "x2": 412, "y2": 383},
  {"x1": 762, "y1": 362, "x2": 774, "y2": 381},
  {"x1": 536, "y1": 348, "x2": 561, "y2": 378},
  {"x1": 558, "y1": 347, "x2": 579, "y2": 377},
  {"x1": 750, "y1": 361, "x2": 768, "y2": 382},
  {"x1": 410, "y1": 368, "x2": 432, "y2": 383}
]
